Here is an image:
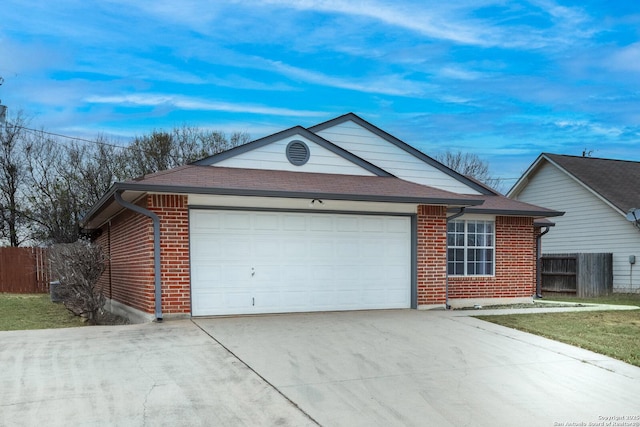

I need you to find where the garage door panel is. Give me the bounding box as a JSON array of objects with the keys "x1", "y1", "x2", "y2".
[
  {"x1": 310, "y1": 215, "x2": 333, "y2": 231},
  {"x1": 224, "y1": 212, "x2": 252, "y2": 229},
  {"x1": 361, "y1": 217, "x2": 384, "y2": 232},
  {"x1": 254, "y1": 213, "x2": 279, "y2": 230},
  {"x1": 283, "y1": 215, "x2": 306, "y2": 231},
  {"x1": 253, "y1": 238, "x2": 281, "y2": 259},
  {"x1": 337, "y1": 217, "x2": 358, "y2": 232},
  {"x1": 190, "y1": 210, "x2": 411, "y2": 316}
]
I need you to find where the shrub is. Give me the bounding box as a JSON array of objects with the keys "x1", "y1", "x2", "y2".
[{"x1": 49, "y1": 239, "x2": 107, "y2": 324}]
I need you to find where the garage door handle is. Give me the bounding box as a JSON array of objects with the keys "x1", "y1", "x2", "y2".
[{"x1": 251, "y1": 267, "x2": 255, "y2": 277}]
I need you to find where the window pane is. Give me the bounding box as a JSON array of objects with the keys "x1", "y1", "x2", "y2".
[
  {"x1": 446, "y1": 220, "x2": 494, "y2": 276},
  {"x1": 467, "y1": 234, "x2": 476, "y2": 246}
]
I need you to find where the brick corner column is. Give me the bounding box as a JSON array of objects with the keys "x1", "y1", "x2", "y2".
[
  {"x1": 148, "y1": 194, "x2": 191, "y2": 314},
  {"x1": 416, "y1": 205, "x2": 448, "y2": 306}
]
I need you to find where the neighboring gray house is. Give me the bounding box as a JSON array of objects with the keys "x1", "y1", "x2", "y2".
[{"x1": 508, "y1": 153, "x2": 640, "y2": 293}]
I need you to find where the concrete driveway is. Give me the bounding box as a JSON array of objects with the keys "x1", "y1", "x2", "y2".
[
  {"x1": 2, "y1": 310, "x2": 639, "y2": 427},
  {"x1": 196, "y1": 310, "x2": 640, "y2": 427},
  {"x1": 0, "y1": 321, "x2": 315, "y2": 427}
]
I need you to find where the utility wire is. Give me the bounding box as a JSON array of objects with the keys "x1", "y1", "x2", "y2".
[{"x1": 16, "y1": 125, "x2": 128, "y2": 149}]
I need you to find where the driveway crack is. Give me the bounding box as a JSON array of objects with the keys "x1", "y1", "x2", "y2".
[{"x1": 191, "y1": 320, "x2": 321, "y2": 426}]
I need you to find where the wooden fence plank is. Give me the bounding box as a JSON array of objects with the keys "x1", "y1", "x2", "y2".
[
  {"x1": 0, "y1": 247, "x2": 51, "y2": 293},
  {"x1": 541, "y1": 253, "x2": 613, "y2": 297}
]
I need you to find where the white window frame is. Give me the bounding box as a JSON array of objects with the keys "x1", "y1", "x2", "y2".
[{"x1": 447, "y1": 219, "x2": 495, "y2": 276}]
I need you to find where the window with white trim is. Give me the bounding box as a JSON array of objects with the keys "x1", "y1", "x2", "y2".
[{"x1": 447, "y1": 220, "x2": 495, "y2": 276}]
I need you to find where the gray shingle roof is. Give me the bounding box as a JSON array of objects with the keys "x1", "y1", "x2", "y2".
[
  {"x1": 545, "y1": 153, "x2": 640, "y2": 214},
  {"x1": 121, "y1": 165, "x2": 486, "y2": 205}
]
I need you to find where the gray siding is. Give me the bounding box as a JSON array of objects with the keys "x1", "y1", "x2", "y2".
[
  {"x1": 316, "y1": 121, "x2": 482, "y2": 194},
  {"x1": 515, "y1": 162, "x2": 640, "y2": 292}
]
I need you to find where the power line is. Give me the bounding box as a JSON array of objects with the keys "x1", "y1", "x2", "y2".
[{"x1": 16, "y1": 126, "x2": 129, "y2": 149}]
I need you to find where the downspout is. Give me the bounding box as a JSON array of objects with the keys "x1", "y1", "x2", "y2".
[
  {"x1": 445, "y1": 208, "x2": 466, "y2": 309},
  {"x1": 108, "y1": 221, "x2": 112, "y2": 301},
  {"x1": 114, "y1": 191, "x2": 163, "y2": 321},
  {"x1": 535, "y1": 226, "x2": 551, "y2": 299}
]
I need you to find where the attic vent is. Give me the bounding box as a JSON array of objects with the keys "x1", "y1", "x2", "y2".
[{"x1": 286, "y1": 140, "x2": 310, "y2": 166}]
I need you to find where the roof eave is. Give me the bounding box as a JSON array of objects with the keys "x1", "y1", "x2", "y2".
[
  {"x1": 115, "y1": 182, "x2": 486, "y2": 206},
  {"x1": 462, "y1": 207, "x2": 565, "y2": 218},
  {"x1": 82, "y1": 182, "x2": 486, "y2": 228},
  {"x1": 80, "y1": 184, "x2": 118, "y2": 227}
]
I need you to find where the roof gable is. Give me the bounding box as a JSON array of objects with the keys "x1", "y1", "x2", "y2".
[
  {"x1": 309, "y1": 113, "x2": 492, "y2": 195},
  {"x1": 509, "y1": 153, "x2": 640, "y2": 215},
  {"x1": 193, "y1": 126, "x2": 391, "y2": 177}
]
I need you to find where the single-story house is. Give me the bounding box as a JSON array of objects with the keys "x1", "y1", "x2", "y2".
[
  {"x1": 508, "y1": 153, "x2": 640, "y2": 294},
  {"x1": 82, "y1": 113, "x2": 563, "y2": 322}
]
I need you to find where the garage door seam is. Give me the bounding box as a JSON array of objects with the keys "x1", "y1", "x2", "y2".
[{"x1": 192, "y1": 320, "x2": 322, "y2": 426}]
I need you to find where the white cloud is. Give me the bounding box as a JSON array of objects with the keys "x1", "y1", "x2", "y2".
[
  {"x1": 263, "y1": 59, "x2": 433, "y2": 96},
  {"x1": 85, "y1": 93, "x2": 325, "y2": 117},
  {"x1": 255, "y1": 0, "x2": 597, "y2": 50},
  {"x1": 609, "y1": 42, "x2": 640, "y2": 73},
  {"x1": 439, "y1": 66, "x2": 488, "y2": 81}
]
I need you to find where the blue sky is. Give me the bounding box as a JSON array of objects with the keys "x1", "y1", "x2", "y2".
[{"x1": 1, "y1": 1, "x2": 639, "y2": 188}]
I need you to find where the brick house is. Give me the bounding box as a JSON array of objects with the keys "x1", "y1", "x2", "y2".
[{"x1": 82, "y1": 113, "x2": 562, "y2": 322}]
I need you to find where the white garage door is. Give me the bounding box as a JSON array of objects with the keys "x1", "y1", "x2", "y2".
[{"x1": 190, "y1": 210, "x2": 411, "y2": 316}]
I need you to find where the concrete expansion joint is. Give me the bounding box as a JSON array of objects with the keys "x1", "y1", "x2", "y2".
[{"x1": 191, "y1": 320, "x2": 322, "y2": 426}]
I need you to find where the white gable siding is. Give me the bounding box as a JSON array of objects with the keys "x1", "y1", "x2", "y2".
[
  {"x1": 214, "y1": 135, "x2": 375, "y2": 176},
  {"x1": 514, "y1": 162, "x2": 640, "y2": 292},
  {"x1": 315, "y1": 121, "x2": 481, "y2": 194}
]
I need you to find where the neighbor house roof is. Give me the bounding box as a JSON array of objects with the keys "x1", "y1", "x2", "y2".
[{"x1": 509, "y1": 153, "x2": 640, "y2": 215}]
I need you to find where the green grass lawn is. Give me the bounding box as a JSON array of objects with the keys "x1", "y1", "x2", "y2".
[
  {"x1": 542, "y1": 293, "x2": 640, "y2": 306},
  {"x1": 0, "y1": 293, "x2": 86, "y2": 331},
  {"x1": 477, "y1": 294, "x2": 640, "y2": 367}
]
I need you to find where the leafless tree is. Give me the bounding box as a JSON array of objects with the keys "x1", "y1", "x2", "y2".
[
  {"x1": 49, "y1": 239, "x2": 108, "y2": 324},
  {"x1": 436, "y1": 150, "x2": 503, "y2": 192},
  {"x1": 122, "y1": 127, "x2": 250, "y2": 178},
  {"x1": 2, "y1": 117, "x2": 250, "y2": 245},
  {"x1": 0, "y1": 111, "x2": 29, "y2": 246}
]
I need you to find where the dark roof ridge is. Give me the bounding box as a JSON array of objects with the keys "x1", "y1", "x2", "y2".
[{"x1": 544, "y1": 153, "x2": 640, "y2": 165}]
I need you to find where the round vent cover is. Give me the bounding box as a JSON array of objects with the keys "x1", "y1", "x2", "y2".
[{"x1": 286, "y1": 140, "x2": 310, "y2": 166}]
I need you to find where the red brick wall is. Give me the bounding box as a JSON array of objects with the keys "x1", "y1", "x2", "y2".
[
  {"x1": 448, "y1": 216, "x2": 535, "y2": 300},
  {"x1": 416, "y1": 205, "x2": 447, "y2": 305},
  {"x1": 416, "y1": 208, "x2": 536, "y2": 305},
  {"x1": 96, "y1": 194, "x2": 191, "y2": 316},
  {"x1": 97, "y1": 196, "x2": 535, "y2": 315},
  {"x1": 148, "y1": 194, "x2": 191, "y2": 314},
  {"x1": 99, "y1": 199, "x2": 156, "y2": 313}
]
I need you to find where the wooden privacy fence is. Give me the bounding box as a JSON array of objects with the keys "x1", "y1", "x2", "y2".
[
  {"x1": 541, "y1": 253, "x2": 613, "y2": 297},
  {"x1": 0, "y1": 247, "x2": 51, "y2": 293}
]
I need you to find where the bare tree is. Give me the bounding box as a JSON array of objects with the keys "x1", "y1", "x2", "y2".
[
  {"x1": 436, "y1": 150, "x2": 503, "y2": 192},
  {"x1": 2, "y1": 119, "x2": 250, "y2": 245},
  {"x1": 22, "y1": 131, "x2": 82, "y2": 244},
  {"x1": 49, "y1": 239, "x2": 108, "y2": 324},
  {"x1": 0, "y1": 112, "x2": 29, "y2": 246},
  {"x1": 121, "y1": 127, "x2": 250, "y2": 178}
]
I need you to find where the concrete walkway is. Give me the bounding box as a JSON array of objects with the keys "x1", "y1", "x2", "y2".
[{"x1": 449, "y1": 299, "x2": 640, "y2": 316}]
